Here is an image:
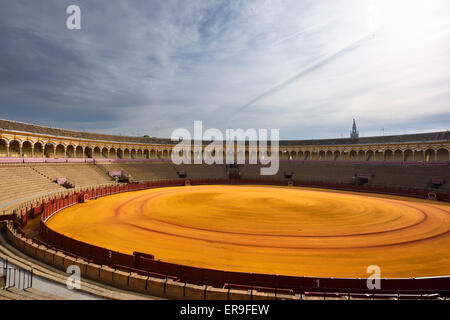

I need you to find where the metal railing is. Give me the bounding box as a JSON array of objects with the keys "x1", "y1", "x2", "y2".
[{"x1": 1, "y1": 259, "x2": 33, "y2": 290}]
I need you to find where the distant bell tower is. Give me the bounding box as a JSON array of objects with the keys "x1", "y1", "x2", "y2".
[{"x1": 350, "y1": 119, "x2": 359, "y2": 139}]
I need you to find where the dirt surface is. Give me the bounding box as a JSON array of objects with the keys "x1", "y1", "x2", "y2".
[{"x1": 46, "y1": 185, "x2": 450, "y2": 278}]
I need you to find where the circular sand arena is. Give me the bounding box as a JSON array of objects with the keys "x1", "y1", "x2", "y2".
[{"x1": 47, "y1": 185, "x2": 450, "y2": 278}]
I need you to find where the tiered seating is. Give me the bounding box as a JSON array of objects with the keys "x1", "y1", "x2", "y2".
[
  {"x1": 0, "y1": 166, "x2": 64, "y2": 206},
  {"x1": 0, "y1": 162, "x2": 447, "y2": 211},
  {"x1": 97, "y1": 162, "x2": 180, "y2": 181},
  {"x1": 0, "y1": 287, "x2": 66, "y2": 300},
  {"x1": 368, "y1": 165, "x2": 450, "y2": 190},
  {"x1": 174, "y1": 164, "x2": 228, "y2": 180},
  {"x1": 97, "y1": 163, "x2": 229, "y2": 181},
  {"x1": 239, "y1": 162, "x2": 355, "y2": 183},
  {"x1": 239, "y1": 162, "x2": 450, "y2": 191},
  {"x1": 30, "y1": 164, "x2": 114, "y2": 187},
  {"x1": 290, "y1": 163, "x2": 356, "y2": 184}
]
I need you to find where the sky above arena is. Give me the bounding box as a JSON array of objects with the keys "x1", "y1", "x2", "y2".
[{"x1": 0, "y1": 0, "x2": 449, "y2": 140}]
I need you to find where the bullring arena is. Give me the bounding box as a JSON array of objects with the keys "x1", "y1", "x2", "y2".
[
  {"x1": 0, "y1": 119, "x2": 449, "y2": 300},
  {"x1": 47, "y1": 185, "x2": 450, "y2": 279}
]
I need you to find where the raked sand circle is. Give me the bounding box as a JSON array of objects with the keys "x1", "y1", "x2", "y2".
[{"x1": 47, "y1": 185, "x2": 450, "y2": 278}]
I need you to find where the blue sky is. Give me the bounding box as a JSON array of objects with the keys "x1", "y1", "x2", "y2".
[{"x1": 0, "y1": 0, "x2": 449, "y2": 139}]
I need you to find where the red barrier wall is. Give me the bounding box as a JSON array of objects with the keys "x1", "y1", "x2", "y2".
[{"x1": 29, "y1": 180, "x2": 450, "y2": 296}]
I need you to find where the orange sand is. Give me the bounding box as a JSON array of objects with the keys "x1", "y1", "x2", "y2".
[{"x1": 47, "y1": 185, "x2": 450, "y2": 278}]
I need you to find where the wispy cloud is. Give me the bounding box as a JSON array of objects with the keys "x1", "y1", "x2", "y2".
[
  {"x1": 0, "y1": 0, "x2": 449, "y2": 139},
  {"x1": 235, "y1": 34, "x2": 375, "y2": 114}
]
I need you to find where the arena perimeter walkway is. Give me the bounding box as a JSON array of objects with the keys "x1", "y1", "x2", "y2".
[{"x1": 47, "y1": 185, "x2": 450, "y2": 279}]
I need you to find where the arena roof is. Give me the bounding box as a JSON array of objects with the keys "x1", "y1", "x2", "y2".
[{"x1": 0, "y1": 119, "x2": 448, "y2": 147}]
